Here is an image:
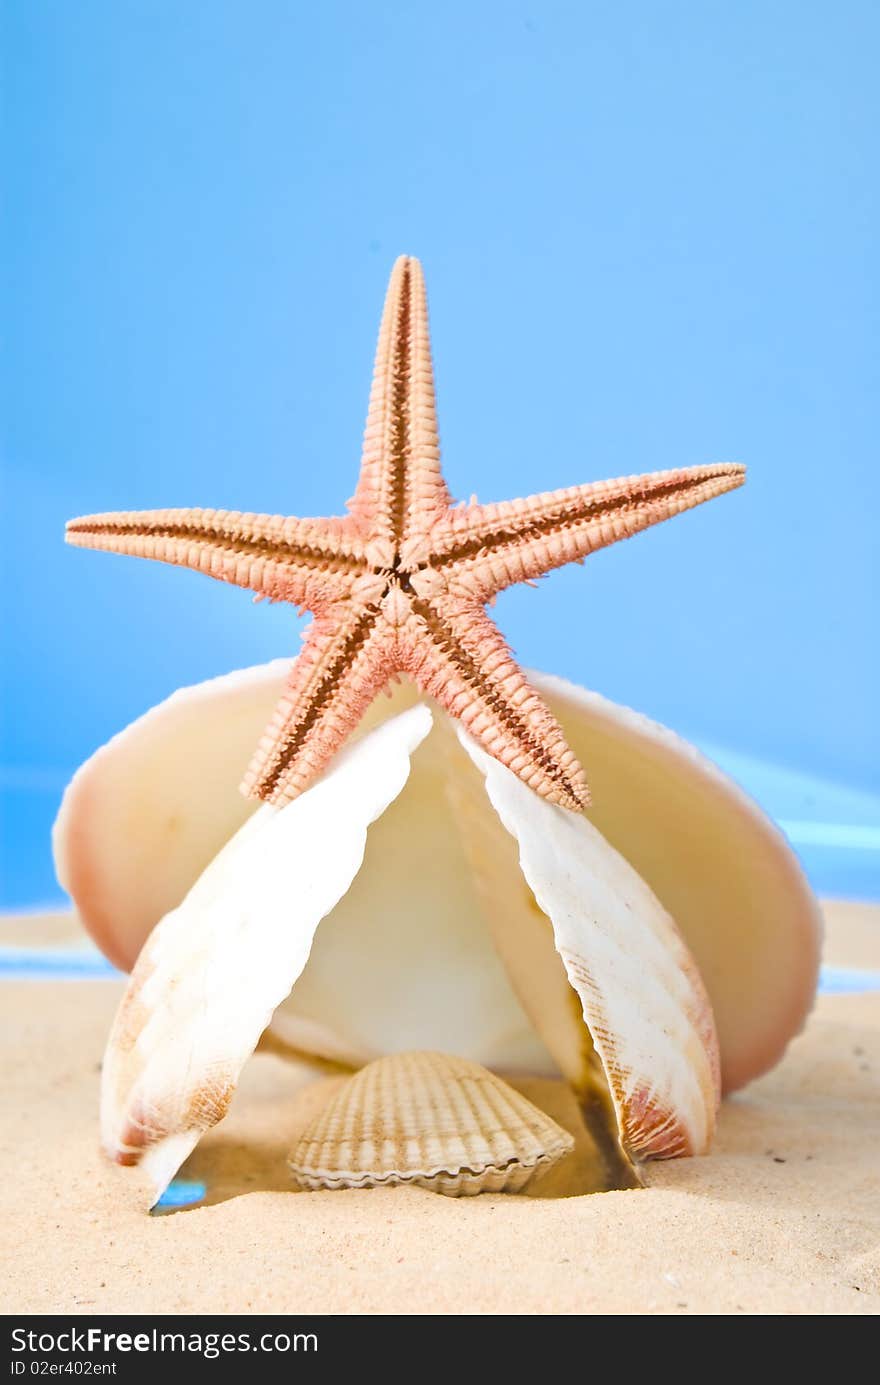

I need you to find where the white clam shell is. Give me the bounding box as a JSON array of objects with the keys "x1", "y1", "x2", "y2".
[
  {"x1": 288, "y1": 1050, "x2": 575, "y2": 1196},
  {"x1": 52, "y1": 661, "x2": 821, "y2": 1200},
  {"x1": 98, "y1": 705, "x2": 433, "y2": 1200},
  {"x1": 454, "y1": 730, "x2": 719, "y2": 1163}
]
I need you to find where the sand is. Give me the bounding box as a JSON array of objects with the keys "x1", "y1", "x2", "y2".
[{"x1": 1, "y1": 899, "x2": 878, "y2": 1316}]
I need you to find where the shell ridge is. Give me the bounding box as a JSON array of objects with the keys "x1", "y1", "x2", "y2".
[{"x1": 288, "y1": 1052, "x2": 574, "y2": 1195}]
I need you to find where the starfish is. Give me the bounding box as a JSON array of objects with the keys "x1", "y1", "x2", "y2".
[{"x1": 67, "y1": 256, "x2": 744, "y2": 812}]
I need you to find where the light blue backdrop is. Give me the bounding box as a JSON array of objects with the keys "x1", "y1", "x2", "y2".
[{"x1": 2, "y1": 1, "x2": 878, "y2": 906}]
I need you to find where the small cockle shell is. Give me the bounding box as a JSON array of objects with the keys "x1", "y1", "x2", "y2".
[{"x1": 288, "y1": 1050, "x2": 575, "y2": 1196}]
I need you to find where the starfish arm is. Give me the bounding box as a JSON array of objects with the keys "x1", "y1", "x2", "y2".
[
  {"x1": 241, "y1": 608, "x2": 394, "y2": 805},
  {"x1": 427, "y1": 463, "x2": 746, "y2": 601},
  {"x1": 399, "y1": 595, "x2": 589, "y2": 811},
  {"x1": 347, "y1": 256, "x2": 450, "y2": 552},
  {"x1": 66, "y1": 508, "x2": 366, "y2": 609}
]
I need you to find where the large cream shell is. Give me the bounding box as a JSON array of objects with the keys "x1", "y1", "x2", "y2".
[
  {"x1": 54, "y1": 659, "x2": 821, "y2": 1095},
  {"x1": 288, "y1": 1051, "x2": 575, "y2": 1196}
]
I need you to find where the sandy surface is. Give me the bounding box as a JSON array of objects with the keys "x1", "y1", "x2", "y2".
[{"x1": 1, "y1": 900, "x2": 878, "y2": 1316}]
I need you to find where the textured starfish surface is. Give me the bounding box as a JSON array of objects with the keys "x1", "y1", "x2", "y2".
[{"x1": 67, "y1": 256, "x2": 744, "y2": 811}]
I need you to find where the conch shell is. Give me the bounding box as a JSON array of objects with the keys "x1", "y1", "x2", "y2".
[
  {"x1": 53, "y1": 662, "x2": 821, "y2": 1203},
  {"x1": 288, "y1": 1051, "x2": 575, "y2": 1195}
]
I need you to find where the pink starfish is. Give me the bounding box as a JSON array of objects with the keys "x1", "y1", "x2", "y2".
[{"x1": 67, "y1": 256, "x2": 744, "y2": 811}]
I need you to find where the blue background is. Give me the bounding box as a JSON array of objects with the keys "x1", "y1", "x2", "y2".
[{"x1": 2, "y1": 1, "x2": 878, "y2": 907}]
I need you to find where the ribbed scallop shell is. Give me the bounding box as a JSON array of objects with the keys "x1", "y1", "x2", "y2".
[{"x1": 289, "y1": 1051, "x2": 575, "y2": 1196}]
